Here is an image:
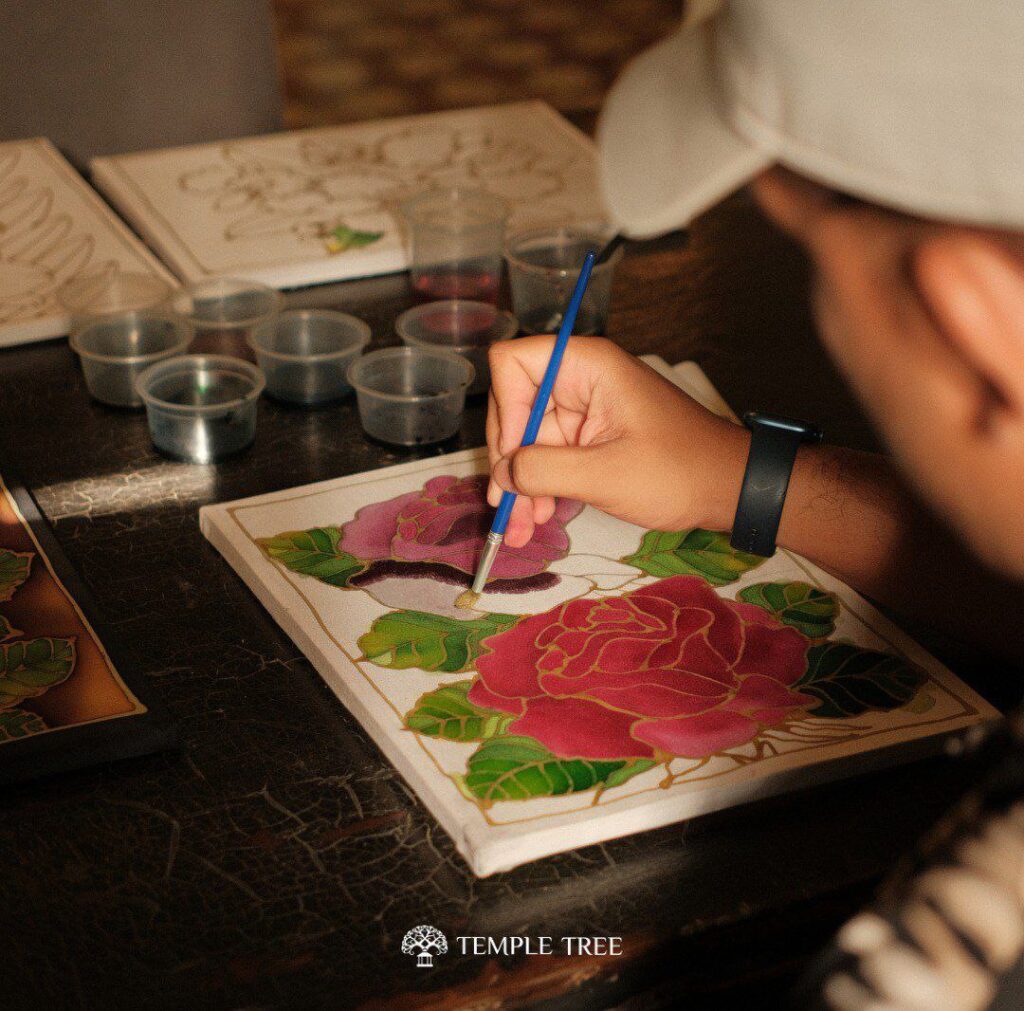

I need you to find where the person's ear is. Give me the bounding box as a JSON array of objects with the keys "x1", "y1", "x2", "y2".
[{"x1": 914, "y1": 234, "x2": 1024, "y2": 413}]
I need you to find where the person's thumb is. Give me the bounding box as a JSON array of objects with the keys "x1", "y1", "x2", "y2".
[{"x1": 493, "y1": 444, "x2": 616, "y2": 503}]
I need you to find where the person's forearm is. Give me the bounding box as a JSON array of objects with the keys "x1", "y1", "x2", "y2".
[
  {"x1": 772, "y1": 444, "x2": 1024, "y2": 659},
  {"x1": 777, "y1": 445, "x2": 919, "y2": 601}
]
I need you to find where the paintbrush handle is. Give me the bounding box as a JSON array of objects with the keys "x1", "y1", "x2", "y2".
[{"x1": 490, "y1": 251, "x2": 596, "y2": 536}]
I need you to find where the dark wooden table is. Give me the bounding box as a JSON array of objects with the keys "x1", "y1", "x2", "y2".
[{"x1": 0, "y1": 190, "x2": 1001, "y2": 1009}]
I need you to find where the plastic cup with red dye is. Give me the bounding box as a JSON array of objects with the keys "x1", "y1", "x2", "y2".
[
  {"x1": 400, "y1": 187, "x2": 508, "y2": 305},
  {"x1": 396, "y1": 299, "x2": 518, "y2": 395}
]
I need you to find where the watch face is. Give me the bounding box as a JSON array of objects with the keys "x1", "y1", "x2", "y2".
[{"x1": 743, "y1": 411, "x2": 823, "y2": 442}]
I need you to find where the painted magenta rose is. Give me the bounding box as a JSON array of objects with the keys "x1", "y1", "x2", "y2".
[
  {"x1": 468, "y1": 575, "x2": 815, "y2": 759},
  {"x1": 340, "y1": 474, "x2": 583, "y2": 580}
]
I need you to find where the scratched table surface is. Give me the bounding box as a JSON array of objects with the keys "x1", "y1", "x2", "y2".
[{"x1": 0, "y1": 190, "x2": 1010, "y2": 1010}]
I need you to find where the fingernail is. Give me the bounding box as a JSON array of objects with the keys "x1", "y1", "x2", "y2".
[{"x1": 493, "y1": 456, "x2": 514, "y2": 492}]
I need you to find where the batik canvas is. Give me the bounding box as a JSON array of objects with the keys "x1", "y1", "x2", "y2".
[
  {"x1": 90, "y1": 102, "x2": 605, "y2": 288},
  {"x1": 0, "y1": 138, "x2": 175, "y2": 347},
  {"x1": 200, "y1": 361, "x2": 996, "y2": 875},
  {"x1": 0, "y1": 471, "x2": 174, "y2": 784}
]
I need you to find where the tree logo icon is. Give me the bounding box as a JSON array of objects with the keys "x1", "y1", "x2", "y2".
[{"x1": 401, "y1": 925, "x2": 448, "y2": 968}]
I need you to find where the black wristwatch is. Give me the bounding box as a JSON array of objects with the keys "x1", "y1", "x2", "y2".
[{"x1": 729, "y1": 412, "x2": 823, "y2": 557}]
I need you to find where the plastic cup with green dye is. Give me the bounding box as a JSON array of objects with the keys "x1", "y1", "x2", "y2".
[{"x1": 136, "y1": 354, "x2": 265, "y2": 462}]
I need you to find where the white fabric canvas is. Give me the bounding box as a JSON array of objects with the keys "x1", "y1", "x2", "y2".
[
  {"x1": 91, "y1": 102, "x2": 606, "y2": 287},
  {"x1": 0, "y1": 138, "x2": 175, "y2": 346},
  {"x1": 200, "y1": 359, "x2": 996, "y2": 876}
]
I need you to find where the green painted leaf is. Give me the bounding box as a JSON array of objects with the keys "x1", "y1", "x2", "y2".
[
  {"x1": 325, "y1": 223, "x2": 384, "y2": 253},
  {"x1": 359, "y1": 610, "x2": 518, "y2": 673},
  {"x1": 405, "y1": 680, "x2": 513, "y2": 741},
  {"x1": 258, "y1": 527, "x2": 366, "y2": 587},
  {"x1": 738, "y1": 581, "x2": 839, "y2": 638},
  {"x1": 621, "y1": 529, "x2": 765, "y2": 585},
  {"x1": 0, "y1": 708, "x2": 46, "y2": 741},
  {"x1": 0, "y1": 637, "x2": 76, "y2": 709},
  {"x1": 603, "y1": 759, "x2": 657, "y2": 789},
  {"x1": 0, "y1": 548, "x2": 32, "y2": 602},
  {"x1": 796, "y1": 641, "x2": 925, "y2": 718},
  {"x1": 0, "y1": 614, "x2": 20, "y2": 642},
  {"x1": 463, "y1": 735, "x2": 636, "y2": 805}
]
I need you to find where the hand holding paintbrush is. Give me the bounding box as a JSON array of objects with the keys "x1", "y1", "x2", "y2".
[
  {"x1": 456, "y1": 249, "x2": 597, "y2": 609},
  {"x1": 459, "y1": 232, "x2": 749, "y2": 609}
]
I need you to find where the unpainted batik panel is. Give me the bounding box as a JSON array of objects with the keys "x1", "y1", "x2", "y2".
[{"x1": 92, "y1": 102, "x2": 604, "y2": 287}]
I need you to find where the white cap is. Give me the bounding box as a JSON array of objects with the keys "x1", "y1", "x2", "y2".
[{"x1": 598, "y1": 0, "x2": 1024, "y2": 238}]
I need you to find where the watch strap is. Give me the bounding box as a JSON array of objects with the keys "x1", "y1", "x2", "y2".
[{"x1": 730, "y1": 413, "x2": 821, "y2": 557}]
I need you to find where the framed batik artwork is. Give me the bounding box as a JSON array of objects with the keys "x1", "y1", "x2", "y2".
[{"x1": 0, "y1": 471, "x2": 174, "y2": 784}]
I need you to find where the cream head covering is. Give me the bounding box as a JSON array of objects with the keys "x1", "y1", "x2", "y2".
[{"x1": 599, "y1": 0, "x2": 1024, "y2": 236}]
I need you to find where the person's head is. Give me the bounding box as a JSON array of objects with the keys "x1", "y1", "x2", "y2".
[{"x1": 598, "y1": 0, "x2": 1024, "y2": 578}]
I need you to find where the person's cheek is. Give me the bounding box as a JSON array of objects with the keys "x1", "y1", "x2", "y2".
[
  {"x1": 811, "y1": 277, "x2": 916, "y2": 427},
  {"x1": 811, "y1": 281, "x2": 864, "y2": 383}
]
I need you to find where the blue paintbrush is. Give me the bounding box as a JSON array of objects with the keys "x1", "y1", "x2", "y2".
[{"x1": 456, "y1": 250, "x2": 597, "y2": 609}]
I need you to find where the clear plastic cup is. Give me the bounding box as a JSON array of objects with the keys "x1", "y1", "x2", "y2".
[
  {"x1": 135, "y1": 355, "x2": 265, "y2": 463},
  {"x1": 347, "y1": 347, "x2": 473, "y2": 446},
  {"x1": 395, "y1": 300, "x2": 517, "y2": 396},
  {"x1": 505, "y1": 228, "x2": 622, "y2": 335},
  {"x1": 169, "y1": 278, "x2": 283, "y2": 359},
  {"x1": 400, "y1": 187, "x2": 508, "y2": 304},
  {"x1": 249, "y1": 309, "x2": 370, "y2": 406},
  {"x1": 57, "y1": 268, "x2": 173, "y2": 331},
  {"x1": 69, "y1": 312, "x2": 191, "y2": 408}
]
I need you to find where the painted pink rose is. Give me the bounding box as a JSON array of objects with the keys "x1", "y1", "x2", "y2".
[
  {"x1": 468, "y1": 575, "x2": 814, "y2": 760},
  {"x1": 340, "y1": 474, "x2": 583, "y2": 581}
]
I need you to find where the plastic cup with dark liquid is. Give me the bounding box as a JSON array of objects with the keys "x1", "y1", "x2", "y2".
[{"x1": 505, "y1": 227, "x2": 622, "y2": 335}]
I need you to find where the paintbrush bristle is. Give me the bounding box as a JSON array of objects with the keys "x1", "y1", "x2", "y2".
[{"x1": 454, "y1": 589, "x2": 480, "y2": 611}]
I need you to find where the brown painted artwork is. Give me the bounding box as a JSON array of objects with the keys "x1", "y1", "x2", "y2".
[{"x1": 0, "y1": 478, "x2": 143, "y2": 743}]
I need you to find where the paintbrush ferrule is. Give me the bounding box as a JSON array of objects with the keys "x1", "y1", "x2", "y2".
[{"x1": 470, "y1": 531, "x2": 503, "y2": 595}]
